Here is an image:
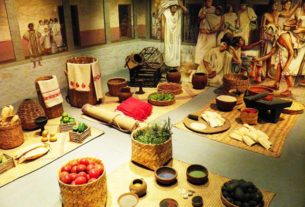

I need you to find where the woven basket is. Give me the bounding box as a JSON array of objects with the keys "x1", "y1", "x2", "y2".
[
  {"x1": 131, "y1": 128, "x2": 172, "y2": 170},
  {"x1": 59, "y1": 122, "x2": 76, "y2": 132},
  {"x1": 66, "y1": 57, "x2": 100, "y2": 108},
  {"x1": 157, "y1": 83, "x2": 183, "y2": 95},
  {"x1": 58, "y1": 157, "x2": 107, "y2": 207},
  {"x1": 0, "y1": 118, "x2": 24, "y2": 149},
  {"x1": 69, "y1": 127, "x2": 91, "y2": 143},
  {"x1": 35, "y1": 76, "x2": 64, "y2": 118},
  {"x1": 148, "y1": 92, "x2": 175, "y2": 106},
  {"x1": 223, "y1": 74, "x2": 249, "y2": 93},
  {"x1": 107, "y1": 78, "x2": 128, "y2": 97},
  {"x1": 0, "y1": 154, "x2": 15, "y2": 174},
  {"x1": 17, "y1": 99, "x2": 46, "y2": 130}
]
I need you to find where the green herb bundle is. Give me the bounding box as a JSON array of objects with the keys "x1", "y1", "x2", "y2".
[
  {"x1": 133, "y1": 118, "x2": 172, "y2": 144},
  {"x1": 149, "y1": 93, "x2": 174, "y2": 101}
]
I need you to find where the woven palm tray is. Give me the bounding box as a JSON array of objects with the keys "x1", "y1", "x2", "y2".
[
  {"x1": 106, "y1": 159, "x2": 275, "y2": 206},
  {"x1": 175, "y1": 101, "x2": 300, "y2": 158}
]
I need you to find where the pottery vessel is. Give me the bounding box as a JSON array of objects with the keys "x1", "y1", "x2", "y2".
[
  {"x1": 216, "y1": 95, "x2": 237, "y2": 112},
  {"x1": 129, "y1": 178, "x2": 147, "y2": 197},
  {"x1": 192, "y1": 73, "x2": 207, "y2": 89},
  {"x1": 166, "y1": 69, "x2": 181, "y2": 83},
  {"x1": 186, "y1": 164, "x2": 209, "y2": 185},
  {"x1": 107, "y1": 78, "x2": 128, "y2": 97},
  {"x1": 118, "y1": 87, "x2": 132, "y2": 102}
]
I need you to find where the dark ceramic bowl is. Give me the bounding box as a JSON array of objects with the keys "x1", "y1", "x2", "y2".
[
  {"x1": 216, "y1": 95, "x2": 237, "y2": 111},
  {"x1": 186, "y1": 164, "x2": 209, "y2": 185},
  {"x1": 155, "y1": 166, "x2": 177, "y2": 186},
  {"x1": 35, "y1": 116, "x2": 48, "y2": 135}
]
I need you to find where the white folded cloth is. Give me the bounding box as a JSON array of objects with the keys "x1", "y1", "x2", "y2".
[
  {"x1": 67, "y1": 62, "x2": 91, "y2": 92},
  {"x1": 37, "y1": 75, "x2": 63, "y2": 108},
  {"x1": 91, "y1": 61, "x2": 103, "y2": 100}
]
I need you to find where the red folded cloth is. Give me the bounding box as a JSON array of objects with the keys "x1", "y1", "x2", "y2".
[{"x1": 116, "y1": 97, "x2": 152, "y2": 121}]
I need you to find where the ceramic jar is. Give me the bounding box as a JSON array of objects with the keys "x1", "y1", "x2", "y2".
[
  {"x1": 166, "y1": 69, "x2": 181, "y2": 83},
  {"x1": 192, "y1": 73, "x2": 207, "y2": 89},
  {"x1": 118, "y1": 87, "x2": 132, "y2": 102},
  {"x1": 129, "y1": 178, "x2": 147, "y2": 197}
]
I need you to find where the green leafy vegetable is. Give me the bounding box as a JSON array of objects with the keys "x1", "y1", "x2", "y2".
[{"x1": 149, "y1": 93, "x2": 174, "y2": 101}]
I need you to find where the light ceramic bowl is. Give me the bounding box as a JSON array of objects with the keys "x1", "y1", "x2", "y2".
[{"x1": 155, "y1": 166, "x2": 177, "y2": 185}]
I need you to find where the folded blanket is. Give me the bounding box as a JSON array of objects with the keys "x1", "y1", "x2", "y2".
[
  {"x1": 91, "y1": 61, "x2": 103, "y2": 100},
  {"x1": 116, "y1": 97, "x2": 152, "y2": 121},
  {"x1": 67, "y1": 62, "x2": 91, "y2": 92},
  {"x1": 37, "y1": 75, "x2": 63, "y2": 108}
]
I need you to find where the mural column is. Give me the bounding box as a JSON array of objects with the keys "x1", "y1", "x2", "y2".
[
  {"x1": 133, "y1": 0, "x2": 138, "y2": 39},
  {"x1": 5, "y1": 0, "x2": 24, "y2": 61},
  {"x1": 63, "y1": 0, "x2": 75, "y2": 50},
  {"x1": 103, "y1": 0, "x2": 111, "y2": 43},
  {"x1": 146, "y1": 0, "x2": 151, "y2": 39}
]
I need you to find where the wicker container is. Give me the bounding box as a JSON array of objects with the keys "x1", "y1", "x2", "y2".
[
  {"x1": 0, "y1": 154, "x2": 15, "y2": 174},
  {"x1": 69, "y1": 127, "x2": 91, "y2": 143},
  {"x1": 66, "y1": 57, "x2": 100, "y2": 108},
  {"x1": 107, "y1": 78, "x2": 128, "y2": 97},
  {"x1": 240, "y1": 108, "x2": 258, "y2": 125},
  {"x1": 35, "y1": 76, "x2": 64, "y2": 119},
  {"x1": 18, "y1": 99, "x2": 46, "y2": 130},
  {"x1": 223, "y1": 74, "x2": 249, "y2": 93},
  {"x1": 157, "y1": 83, "x2": 183, "y2": 95},
  {"x1": 59, "y1": 122, "x2": 76, "y2": 132},
  {"x1": 0, "y1": 118, "x2": 24, "y2": 149},
  {"x1": 58, "y1": 157, "x2": 107, "y2": 207},
  {"x1": 131, "y1": 128, "x2": 172, "y2": 170},
  {"x1": 148, "y1": 92, "x2": 175, "y2": 106}
]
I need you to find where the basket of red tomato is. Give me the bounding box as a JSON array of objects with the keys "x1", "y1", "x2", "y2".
[{"x1": 58, "y1": 157, "x2": 107, "y2": 207}]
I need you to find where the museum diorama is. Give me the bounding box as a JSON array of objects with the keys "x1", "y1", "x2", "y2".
[{"x1": 1, "y1": 0, "x2": 305, "y2": 206}]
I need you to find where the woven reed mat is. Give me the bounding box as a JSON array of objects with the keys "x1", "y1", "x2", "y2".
[
  {"x1": 106, "y1": 159, "x2": 275, "y2": 206},
  {"x1": 0, "y1": 117, "x2": 104, "y2": 187},
  {"x1": 175, "y1": 101, "x2": 300, "y2": 157},
  {"x1": 88, "y1": 83, "x2": 206, "y2": 124}
]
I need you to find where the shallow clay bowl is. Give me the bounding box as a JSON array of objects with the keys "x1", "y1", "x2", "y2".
[
  {"x1": 216, "y1": 95, "x2": 237, "y2": 111},
  {"x1": 221, "y1": 193, "x2": 261, "y2": 207},
  {"x1": 155, "y1": 166, "x2": 177, "y2": 185},
  {"x1": 186, "y1": 164, "x2": 209, "y2": 185},
  {"x1": 248, "y1": 86, "x2": 274, "y2": 101}
]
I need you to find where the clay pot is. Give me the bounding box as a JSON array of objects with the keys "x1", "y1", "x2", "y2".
[
  {"x1": 118, "y1": 87, "x2": 132, "y2": 102},
  {"x1": 129, "y1": 178, "x2": 147, "y2": 197},
  {"x1": 166, "y1": 69, "x2": 181, "y2": 83},
  {"x1": 107, "y1": 78, "x2": 128, "y2": 97},
  {"x1": 192, "y1": 73, "x2": 207, "y2": 89}
]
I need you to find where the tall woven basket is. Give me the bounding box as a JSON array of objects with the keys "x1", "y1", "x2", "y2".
[
  {"x1": 223, "y1": 74, "x2": 249, "y2": 93},
  {"x1": 66, "y1": 57, "x2": 100, "y2": 108},
  {"x1": 35, "y1": 76, "x2": 64, "y2": 119},
  {"x1": 17, "y1": 99, "x2": 46, "y2": 130},
  {"x1": 131, "y1": 128, "x2": 173, "y2": 170},
  {"x1": 0, "y1": 117, "x2": 24, "y2": 149},
  {"x1": 58, "y1": 157, "x2": 107, "y2": 207}
]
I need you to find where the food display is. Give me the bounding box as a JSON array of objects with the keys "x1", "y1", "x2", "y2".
[
  {"x1": 148, "y1": 92, "x2": 175, "y2": 106},
  {"x1": 201, "y1": 111, "x2": 226, "y2": 128},
  {"x1": 230, "y1": 124, "x2": 272, "y2": 150},
  {"x1": 131, "y1": 119, "x2": 173, "y2": 170},
  {"x1": 69, "y1": 122, "x2": 91, "y2": 143},
  {"x1": 221, "y1": 179, "x2": 264, "y2": 207},
  {"x1": 59, "y1": 112, "x2": 76, "y2": 132},
  {"x1": 216, "y1": 95, "x2": 237, "y2": 111},
  {"x1": 41, "y1": 130, "x2": 58, "y2": 142},
  {"x1": 282, "y1": 101, "x2": 304, "y2": 114},
  {"x1": 14, "y1": 143, "x2": 50, "y2": 163},
  {"x1": 0, "y1": 106, "x2": 24, "y2": 149},
  {"x1": 186, "y1": 164, "x2": 209, "y2": 185},
  {"x1": 157, "y1": 82, "x2": 183, "y2": 95},
  {"x1": 58, "y1": 157, "x2": 107, "y2": 207}
]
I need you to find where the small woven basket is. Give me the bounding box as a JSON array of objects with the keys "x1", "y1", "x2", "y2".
[
  {"x1": 131, "y1": 128, "x2": 172, "y2": 170},
  {"x1": 58, "y1": 157, "x2": 107, "y2": 207},
  {"x1": 157, "y1": 83, "x2": 183, "y2": 95},
  {"x1": 69, "y1": 127, "x2": 91, "y2": 143},
  {"x1": 0, "y1": 118, "x2": 24, "y2": 149},
  {"x1": 148, "y1": 92, "x2": 176, "y2": 106},
  {"x1": 35, "y1": 76, "x2": 64, "y2": 119},
  {"x1": 17, "y1": 99, "x2": 46, "y2": 130},
  {"x1": 223, "y1": 74, "x2": 249, "y2": 93}
]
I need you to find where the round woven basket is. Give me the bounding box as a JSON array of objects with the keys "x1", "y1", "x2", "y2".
[
  {"x1": 17, "y1": 99, "x2": 46, "y2": 130},
  {"x1": 107, "y1": 78, "x2": 128, "y2": 97},
  {"x1": 58, "y1": 157, "x2": 107, "y2": 207},
  {"x1": 157, "y1": 83, "x2": 183, "y2": 95},
  {"x1": 223, "y1": 74, "x2": 249, "y2": 93},
  {"x1": 148, "y1": 92, "x2": 175, "y2": 106},
  {"x1": 35, "y1": 76, "x2": 63, "y2": 118},
  {"x1": 0, "y1": 118, "x2": 24, "y2": 149}
]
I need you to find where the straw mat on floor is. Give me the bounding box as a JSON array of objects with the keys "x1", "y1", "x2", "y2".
[
  {"x1": 175, "y1": 101, "x2": 299, "y2": 157},
  {"x1": 106, "y1": 159, "x2": 275, "y2": 206},
  {"x1": 0, "y1": 117, "x2": 104, "y2": 187}
]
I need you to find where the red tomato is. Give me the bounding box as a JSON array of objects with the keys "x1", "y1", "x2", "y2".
[
  {"x1": 69, "y1": 161, "x2": 78, "y2": 166},
  {"x1": 69, "y1": 173, "x2": 77, "y2": 181},
  {"x1": 88, "y1": 169, "x2": 100, "y2": 179},
  {"x1": 95, "y1": 164, "x2": 104, "y2": 175},
  {"x1": 59, "y1": 171, "x2": 69, "y2": 179},
  {"x1": 71, "y1": 180, "x2": 76, "y2": 185},
  {"x1": 71, "y1": 165, "x2": 78, "y2": 173},
  {"x1": 74, "y1": 176, "x2": 87, "y2": 185},
  {"x1": 86, "y1": 174, "x2": 90, "y2": 181},
  {"x1": 61, "y1": 164, "x2": 72, "y2": 173},
  {"x1": 86, "y1": 164, "x2": 95, "y2": 172},
  {"x1": 60, "y1": 174, "x2": 72, "y2": 184},
  {"x1": 77, "y1": 164, "x2": 87, "y2": 172},
  {"x1": 88, "y1": 178, "x2": 97, "y2": 183},
  {"x1": 77, "y1": 172, "x2": 87, "y2": 178},
  {"x1": 79, "y1": 158, "x2": 89, "y2": 166}
]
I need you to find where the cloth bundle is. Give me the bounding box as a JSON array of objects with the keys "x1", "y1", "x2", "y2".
[
  {"x1": 158, "y1": 0, "x2": 179, "y2": 16},
  {"x1": 37, "y1": 75, "x2": 63, "y2": 108},
  {"x1": 82, "y1": 104, "x2": 139, "y2": 133},
  {"x1": 116, "y1": 97, "x2": 153, "y2": 122}
]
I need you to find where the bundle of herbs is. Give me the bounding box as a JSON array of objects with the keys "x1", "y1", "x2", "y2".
[{"x1": 133, "y1": 118, "x2": 172, "y2": 144}]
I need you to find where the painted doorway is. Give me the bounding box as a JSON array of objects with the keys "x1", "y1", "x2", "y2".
[
  {"x1": 70, "y1": 5, "x2": 81, "y2": 46},
  {"x1": 118, "y1": 4, "x2": 133, "y2": 39}
]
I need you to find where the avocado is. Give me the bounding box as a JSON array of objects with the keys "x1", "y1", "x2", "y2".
[
  {"x1": 235, "y1": 187, "x2": 245, "y2": 201},
  {"x1": 249, "y1": 200, "x2": 258, "y2": 207},
  {"x1": 73, "y1": 126, "x2": 79, "y2": 132},
  {"x1": 233, "y1": 200, "x2": 242, "y2": 206},
  {"x1": 241, "y1": 202, "x2": 250, "y2": 207}
]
